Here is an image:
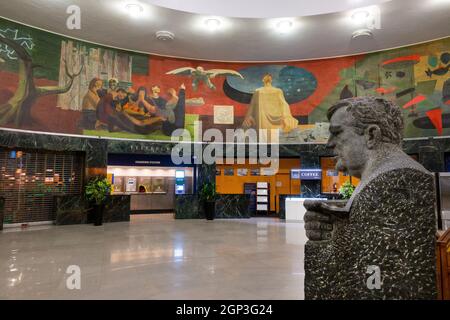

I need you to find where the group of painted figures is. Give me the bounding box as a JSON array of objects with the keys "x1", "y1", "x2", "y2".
[{"x1": 80, "y1": 78, "x2": 186, "y2": 135}]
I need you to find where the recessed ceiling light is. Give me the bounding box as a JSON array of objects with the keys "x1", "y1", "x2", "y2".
[
  {"x1": 125, "y1": 3, "x2": 143, "y2": 17},
  {"x1": 204, "y1": 18, "x2": 221, "y2": 31},
  {"x1": 351, "y1": 10, "x2": 370, "y2": 23},
  {"x1": 276, "y1": 20, "x2": 294, "y2": 33}
]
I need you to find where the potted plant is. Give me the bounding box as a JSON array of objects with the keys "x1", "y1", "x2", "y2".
[
  {"x1": 84, "y1": 176, "x2": 111, "y2": 226},
  {"x1": 339, "y1": 181, "x2": 356, "y2": 200},
  {"x1": 199, "y1": 182, "x2": 217, "y2": 220}
]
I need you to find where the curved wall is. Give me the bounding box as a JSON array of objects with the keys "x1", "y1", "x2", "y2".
[{"x1": 0, "y1": 18, "x2": 449, "y2": 144}]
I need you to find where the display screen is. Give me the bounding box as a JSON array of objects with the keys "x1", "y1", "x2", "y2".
[{"x1": 175, "y1": 170, "x2": 185, "y2": 178}]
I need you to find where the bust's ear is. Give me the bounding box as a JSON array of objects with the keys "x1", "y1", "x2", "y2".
[{"x1": 364, "y1": 124, "x2": 381, "y2": 149}]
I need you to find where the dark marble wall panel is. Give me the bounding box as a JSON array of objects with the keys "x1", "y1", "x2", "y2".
[
  {"x1": 54, "y1": 195, "x2": 88, "y2": 225},
  {"x1": 300, "y1": 152, "x2": 322, "y2": 197},
  {"x1": 86, "y1": 139, "x2": 108, "y2": 168},
  {"x1": 197, "y1": 163, "x2": 216, "y2": 192},
  {"x1": 103, "y1": 195, "x2": 131, "y2": 222},
  {"x1": 215, "y1": 194, "x2": 251, "y2": 218},
  {"x1": 219, "y1": 142, "x2": 331, "y2": 158},
  {"x1": 107, "y1": 140, "x2": 176, "y2": 155},
  {"x1": 175, "y1": 194, "x2": 250, "y2": 219},
  {"x1": 175, "y1": 194, "x2": 202, "y2": 219},
  {"x1": 1, "y1": 129, "x2": 450, "y2": 172},
  {"x1": 54, "y1": 195, "x2": 130, "y2": 225},
  {"x1": 0, "y1": 129, "x2": 87, "y2": 152},
  {"x1": 418, "y1": 139, "x2": 445, "y2": 172}
]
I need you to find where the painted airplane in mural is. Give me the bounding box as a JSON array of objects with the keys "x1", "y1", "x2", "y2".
[{"x1": 166, "y1": 66, "x2": 244, "y2": 91}]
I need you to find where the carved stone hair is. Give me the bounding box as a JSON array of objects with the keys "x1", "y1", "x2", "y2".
[{"x1": 327, "y1": 96, "x2": 404, "y2": 145}]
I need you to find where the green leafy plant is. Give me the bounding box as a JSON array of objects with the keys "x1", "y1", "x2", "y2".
[
  {"x1": 339, "y1": 181, "x2": 355, "y2": 200},
  {"x1": 84, "y1": 176, "x2": 111, "y2": 205},
  {"x1": 198, "y1": 182, "x2": 217, "y2": 202}
]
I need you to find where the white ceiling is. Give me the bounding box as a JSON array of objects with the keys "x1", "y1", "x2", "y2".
[
  {"x1": 143, "y1": 0, "x2": 390, "y2": 18},
  {"x1": 0, "y1": 0, "x2": 449, "y2": 62}
]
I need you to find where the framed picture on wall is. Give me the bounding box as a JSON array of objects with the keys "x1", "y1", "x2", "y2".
[
  {"x1": 327, "y1": 170, "x2": 339, "y2": 176},
  {"x1": 216, "y1": 169, "x2": 221, "y2": 176},
  {"x1": 237, "y1": 168, "x2": 248, "y2": 176},
  {"x1": 113, "y1": 176, "x2": 124, "y2": 193},
  {"x1": 224, "y1": 168, "x2": 234, "y2": 176},
  {"x1": 250, "y1": 168, "x2": 260, "y2": 176},
  {"x1": 152, "y1": 177, "x2": 167, "y2": 193},
  {"x1": 126, "y1": 177, "x2": 137, "y2": 192}
]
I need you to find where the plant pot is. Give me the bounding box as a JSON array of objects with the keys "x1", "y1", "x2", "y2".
[
  {"x1": 204, "y1": 201, "x2": 215, "y2": 220},
  {"x1": 93, "y1": 203, "x2": 104, "y2": 226}
]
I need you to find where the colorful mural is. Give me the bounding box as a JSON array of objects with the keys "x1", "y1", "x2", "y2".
[{"x1": 0, "y1": 18, "x2": 449, "y2": 143}]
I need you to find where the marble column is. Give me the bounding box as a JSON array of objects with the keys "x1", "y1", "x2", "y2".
[
  {"x1": 300, "y1": 152, "x2": 321, "y2": 198},
  {"x1": 197, "y1": 163, "x2": 216, "y2": 192},
  {"x1": 85, "y1": 138, "x2": 108, "y2": 179},
  {"x1": 418, "y1": 138, "x2": 444, "y2": 173}
]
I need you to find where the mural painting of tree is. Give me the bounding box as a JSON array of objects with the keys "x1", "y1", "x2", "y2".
[{"x1": 0, "y1": 35, "x2": 83, "y2": 126}]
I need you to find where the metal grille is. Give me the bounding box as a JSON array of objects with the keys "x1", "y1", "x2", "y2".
[{"x1": 0, "y1": 148, "x2": 84, "y2": 224}]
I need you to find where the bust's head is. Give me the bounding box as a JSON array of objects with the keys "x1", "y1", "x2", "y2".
[{"x1": 326, "y1": 96, "x2": 404, "y2": 178}]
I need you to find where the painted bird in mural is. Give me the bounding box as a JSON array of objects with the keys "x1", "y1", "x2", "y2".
[{"x1": 166, "y1": 66, "x2": 244, "y2": 91}]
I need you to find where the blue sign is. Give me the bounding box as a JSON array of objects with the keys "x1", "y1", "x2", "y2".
[
  {"x1": 300, "y1": 169, "x2": 322, "y2": 180},
  {"x1": 291, "y1": 169, "x2": 301, "y2": 180}
]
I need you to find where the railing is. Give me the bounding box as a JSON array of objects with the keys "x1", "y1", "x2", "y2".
[{"x1": 436, "y1": 228, "x2": 450, "y2": 300}]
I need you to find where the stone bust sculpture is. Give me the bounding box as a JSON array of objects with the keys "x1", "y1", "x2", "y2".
[{"x1": 304, "y1": 96, "x2": 437, "y2": 299}]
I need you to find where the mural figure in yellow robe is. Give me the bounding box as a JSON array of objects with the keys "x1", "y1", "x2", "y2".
[{"x1": 242, "y1": 74, "x2": 298, "y2": 134}]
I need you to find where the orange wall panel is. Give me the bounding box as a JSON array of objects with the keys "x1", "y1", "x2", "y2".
[{"x1": 216, "y1": 159, "x2": 300, "y2": 212}]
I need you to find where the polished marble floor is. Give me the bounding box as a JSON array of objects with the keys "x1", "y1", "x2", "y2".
[{"x1": 0, "y1": 215, "x2": 306, "y2": 300}]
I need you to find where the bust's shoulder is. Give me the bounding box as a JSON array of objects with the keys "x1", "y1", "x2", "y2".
[
  {"x1": 353, "y1": 154, "x2": 433, "y2": 198},
  {"x1": 359, "y1": 167, "x2": 434, "y2": 202},
  {"x1": 374, "y1": 167, "x2": 433, "y2": 182}
]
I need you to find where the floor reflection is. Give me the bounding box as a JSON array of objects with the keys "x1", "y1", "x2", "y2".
[{"x1": 0, "y1": 215, "x2": 305, "y2": 299}]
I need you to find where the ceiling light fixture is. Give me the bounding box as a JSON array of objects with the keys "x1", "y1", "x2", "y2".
[
  {"x1": 204, "y1": 18, "x2": 221, "y2": 31},
  {"x1": 352, "y1": 28, "x2": 373, "y2": 39},
  {"x1": 125, "y1": 3, "x2": 144, "y2": 17},
  {"x1": 276, "y1": 20, "x2": 294, "y2": 34},
  {"x1": 351, "y1": 10, "x2": 370, "y2": 23},
  {"x1": 156, "y1": 31, "x2": 175, "y2": 41}
]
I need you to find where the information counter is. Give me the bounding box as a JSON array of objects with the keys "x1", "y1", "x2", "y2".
[
  {"x1": 285, "y1": 198, "x2": 327, "y2": 222},
  {"x1": 130, "y1": 192, "x2": 174, "y2": 212}
]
